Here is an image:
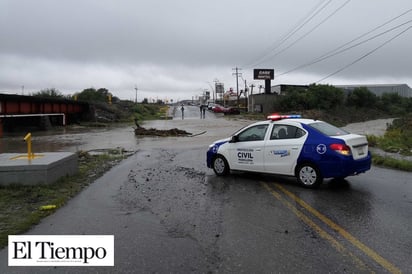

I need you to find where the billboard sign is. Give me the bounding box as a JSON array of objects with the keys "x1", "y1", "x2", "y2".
[
  {"x1": 253, "y1": 69, "x2": 274, "y2": 80},
  {"x1": 215, "y1": 83, "x2": 224, "y2": 94}
]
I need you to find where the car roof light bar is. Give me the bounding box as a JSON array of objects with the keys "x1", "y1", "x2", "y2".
[{"x1": 267, "y1": 114, "x2": 302, "y2": 121}]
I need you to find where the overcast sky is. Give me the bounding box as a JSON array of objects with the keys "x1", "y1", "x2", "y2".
[{"x1": 1, "y1": 0, "x2": 411, "y2": 101}]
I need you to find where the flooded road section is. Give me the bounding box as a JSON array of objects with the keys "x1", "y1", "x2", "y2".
[
  {"x1": 0, "y1": 126, "x2": 137, "y2": 154},
  {"x1": 0, "y1": 107, "x2": 249, "y2": 154}
]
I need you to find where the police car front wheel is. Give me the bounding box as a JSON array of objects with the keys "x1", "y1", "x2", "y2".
[
  {"x1": 212, "y1": 155, "x2": 230, "y2": 176},
  {"x1": 296, "y1": 164, "x2": 323, "y2": 188}
]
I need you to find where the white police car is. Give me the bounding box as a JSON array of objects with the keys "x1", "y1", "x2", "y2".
[{"x1": 206, "y1": 114, "x2": 371, "y2": 188}]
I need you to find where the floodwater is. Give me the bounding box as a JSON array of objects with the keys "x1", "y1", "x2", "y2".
[
  {"x1": 0, "y1": 106, "x2": 249, "y2": 154},
  {"x1": 0, "y1": 125, "x2": 138, "y2": 154}
]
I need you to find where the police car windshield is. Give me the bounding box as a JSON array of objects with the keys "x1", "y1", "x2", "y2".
[
  {"x1": 308, "y1": 122, "x2": 349, "y2": 136},
  {"x1": 232, "y1": 124, "x2": 250, "y2": 136}
]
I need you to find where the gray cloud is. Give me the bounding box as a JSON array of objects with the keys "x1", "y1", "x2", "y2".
[{"x1": 1, "y1": 0, "x2": 411, "y2": 100}]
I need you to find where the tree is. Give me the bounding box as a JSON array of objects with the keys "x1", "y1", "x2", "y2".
[
  {"x1": 273, "y1": 84, "x2": 345, "y2": 111},
  {"x1": 308, "y1": 84, "x2": 345, "y2": 110},
  {"x1": 32, "y1": 88, "x2": 63, "y2": 98},
  {"x1": 378, "y1": 92, "x2": 409, "y2": 115},
  {"x1": 346, "y1": 87, "x2": 377, "y2": 108},
  {"x1": 75, "y1": 88, "x2": 112, "y2": 103}
]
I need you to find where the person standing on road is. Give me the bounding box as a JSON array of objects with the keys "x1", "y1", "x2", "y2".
[
  {"x1": 200, "y1": 105, "x2": 206, "y2": 119},
  {"x1": 181, "y1": 104, "x2": 185, "y2": 120}
]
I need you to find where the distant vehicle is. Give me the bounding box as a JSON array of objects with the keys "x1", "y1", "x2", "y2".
[
  {"x1": 207, "y1": 102, "x2": 217, "y2": 110},
  {"x1": 206, "y1": 114, "x2": 371, "y2": 188},
  {"x1": 212, "y1": 105, "x2": 225, "y2": 113}
]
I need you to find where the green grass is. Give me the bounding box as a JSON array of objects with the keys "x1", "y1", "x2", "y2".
[
  {"x1": 372, "y1": 154, "x2": 412, "y2": 172},
  {"x1": 0, "y1": 151, "x2": 127, "y2": 248},
  {"x1": 383, "y1": 129, "x2": 412, "y2": 155},
  {"x1": 367, "y1": 116, "x2": 412, "y2": 156},
  {"x1": 367, "y1": 115, "x2": 412, "y2": 171},
  {"x1": 134, "y1": 104, "x2": 166, "y2": 121}
]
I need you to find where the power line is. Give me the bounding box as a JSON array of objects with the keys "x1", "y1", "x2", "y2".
[
  {"x1": 266, "y1": 0, "x2": 331, "y2": 55},
  {"x1": 244, "y1": 0, "x2": 332, "y2": 68},
  {"x1": 316, "y1": 25, "x2": 412, "y2": 83},
  {"x1": 258, "y1": 0, "x2": 351, "y2": 66},
  {"x1": 250, "y1": 0, "x2": 352, "y2": 68},
  {"x1": 278, "y1": 8, "x2": 412, "y2": 76}
]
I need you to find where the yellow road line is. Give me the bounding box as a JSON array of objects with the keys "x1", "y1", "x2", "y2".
[
  {"x1": 261, "y1": 182, "x2": 372, "y2": 273},
  {"x1": 272, "y1": 183, "x2": 401, "y2": 274}
]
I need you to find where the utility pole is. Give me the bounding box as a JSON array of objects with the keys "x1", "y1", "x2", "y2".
[
  {"x1": 213, "y1": 78, "x2": 219, "y2": 103},
  {"x1": 249, "y1": 84, "x2": 255, "y2": 113},
  {"x1": 134, "y1": 85, "x2": 138, "y2": 104},
  {"x1": 232, "y1": 67, "x2": 242, "y2": 108},
  {"x1": 259, "y1": 85, "x2": 263, "y2": 93}
]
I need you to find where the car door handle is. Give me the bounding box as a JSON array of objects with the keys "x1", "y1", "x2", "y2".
[
  {"x1": 255, "y1": 148, "x2": 262, "y2": 151},
  {"x1": 292, "y1": 147, "x2": 299, "y2": 150}
]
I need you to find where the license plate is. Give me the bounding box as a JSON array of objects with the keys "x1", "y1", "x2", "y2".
[{"x1": 357, "y1": 147, "x2": 365, "y2": 155}]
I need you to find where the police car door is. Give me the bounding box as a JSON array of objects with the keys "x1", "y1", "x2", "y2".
[
  {"x1": 264, "y1": 124, "x2": 307, "y2": 175},
  {"x1": 228, "y1": 124, "x2": 268, "y2": 172}
]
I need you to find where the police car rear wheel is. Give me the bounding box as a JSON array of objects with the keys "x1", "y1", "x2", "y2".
[
  {"x1": 297, "y1": 164, "x2": 322, "y2": 188},
  {"x1": 213, "y1": 155, "x2": 229, "y2": 176}
]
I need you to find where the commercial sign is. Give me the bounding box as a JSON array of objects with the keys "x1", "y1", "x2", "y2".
[
  {"x1": 215, "y1": 83, "x2": 224, "y2": 94},
  {"x1": 253, "y1": 69, "x2": 274, "y2": 80}
]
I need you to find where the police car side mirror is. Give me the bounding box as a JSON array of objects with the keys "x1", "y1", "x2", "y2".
[{"x1": 230, "y1": 135, "x2": 239, "y2": 143}]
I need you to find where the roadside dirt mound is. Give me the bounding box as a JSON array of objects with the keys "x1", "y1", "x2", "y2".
[{"x1": 134, "y1": 126, "x2": 192, "y2": 137}]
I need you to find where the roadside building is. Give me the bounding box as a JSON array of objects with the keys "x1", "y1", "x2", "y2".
[
  {"x1": 335, "y1": 84, "x2": 412, "y2": 98},
  {"x1": 250, "y1": 85, "x2": 308, "y2": 113}
]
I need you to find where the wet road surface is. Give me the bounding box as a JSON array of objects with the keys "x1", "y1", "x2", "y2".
[{"x1": 1, "y1": 106, "x2": 411, "y2": 273}]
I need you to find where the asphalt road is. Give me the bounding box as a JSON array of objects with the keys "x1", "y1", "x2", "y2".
[{"x1": 1, "y1": 106, "x2": 411, "y2": 273}]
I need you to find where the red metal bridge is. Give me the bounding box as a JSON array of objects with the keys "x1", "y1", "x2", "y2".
[{"x1": 0, "y1": 93, "x2": 89, "y2": 137}]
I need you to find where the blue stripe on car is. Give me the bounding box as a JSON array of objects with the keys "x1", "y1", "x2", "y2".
[{"x1": 206, "y1": 140, "x2": 228, "y2": 168}]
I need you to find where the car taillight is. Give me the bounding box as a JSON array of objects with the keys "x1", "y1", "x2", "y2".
[{"x1": 330, "y1": 143, "x2": 351, "y2": 156}]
